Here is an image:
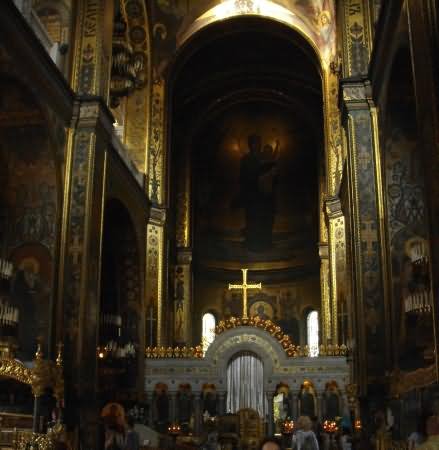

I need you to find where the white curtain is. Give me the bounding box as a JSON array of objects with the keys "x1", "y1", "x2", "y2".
[{"x1": 226, "y1": 351, "x2": 266, "y2": 417}]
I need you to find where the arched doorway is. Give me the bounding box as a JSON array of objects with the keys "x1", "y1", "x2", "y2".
[
  {"x1": 226, "y1": 351, "x2": 265, "y2": 417},
  {"x1": 98, "y1": 199, "x2": 142, "y2": 396}
]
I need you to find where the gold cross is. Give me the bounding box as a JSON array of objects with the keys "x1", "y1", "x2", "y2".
[{"x1": 228, "y1": 269, "x2": 262, "y2": 319}]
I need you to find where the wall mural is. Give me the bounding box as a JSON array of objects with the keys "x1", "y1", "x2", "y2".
[
  {"x1": 195, "y1": 278, "x2": 320, "y2": 346},
  {"x1": 0, "y1": 121, "x2": 58, "y2": 359},
  {"x1": 0, "y1": 78, "x2": 58, "y2": 359},
  {"x1": 384, "y1": 62, "x2": 434, "y2": 371},
  {"x1": 385, "y1": 121, "x2": 433, "y2": 371},
  {"x1": 151, "y1": 0, "x2": 336, "y2": 76},
  {"x1": 193, "y1": 102, "x2": 318, "y2": 262}
]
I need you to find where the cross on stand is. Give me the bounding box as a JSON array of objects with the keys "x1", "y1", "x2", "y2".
[{"x1": 228, "y1": 268, "x2": 262, "y2": 319}]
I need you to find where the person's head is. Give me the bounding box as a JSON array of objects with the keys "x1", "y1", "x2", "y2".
[
  {"x1": 259, "y1": 437, "x2": 282, "y2": 450},
  {"x1": 297, "y1": 415, "x2": 313, "y2": 431},
  {"x1": 127, "y1": 416, "x2": 135, "y2": 429}
]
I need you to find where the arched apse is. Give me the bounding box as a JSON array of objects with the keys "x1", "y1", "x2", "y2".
[
  {"x1": 146, "y1": 0, "x2": 343, "y2": 347},
  {"x1": 167, "y1": 17, "x2": 324, "y2": 347}
]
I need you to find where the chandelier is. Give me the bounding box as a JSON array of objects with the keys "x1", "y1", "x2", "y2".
[
  {"x1": 110, "y1": 12, "x2": 144, "y2": 108},
  {"x1": 0, "y1": 299, "x2": 19, "y2": 336},
  {"x1": 403, "y1": 238, "x2": 432, "y2": 314},
  {"x1": 97, "y1": 341, "x2": 136, "y2": 360},
  {"x1": 0, "y1": 258, "x2": 13, "y2": 280},
  {"x1": 99, "y1": 312, "x2": 136, "y2": 360}
]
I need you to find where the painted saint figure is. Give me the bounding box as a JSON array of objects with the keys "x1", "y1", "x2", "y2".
[{"x1": 235, "y1": 134, "x2": 279, "y2": 252}]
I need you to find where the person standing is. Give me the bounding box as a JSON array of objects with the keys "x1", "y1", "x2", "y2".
[{"x1": 292, "y1": 416, "x2": 320, "y2": 450}]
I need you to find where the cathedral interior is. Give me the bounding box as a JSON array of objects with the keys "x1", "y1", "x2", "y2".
[{"x1": 0, "y1": 0, "x2": 438, "y2": 449}]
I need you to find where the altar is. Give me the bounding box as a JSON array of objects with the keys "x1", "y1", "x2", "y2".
[{"x1": 143, "y1": 317, "x2": 350, "y2": 441}]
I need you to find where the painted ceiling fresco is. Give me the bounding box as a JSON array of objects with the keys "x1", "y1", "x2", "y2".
[{"x1": 151, "y1": 0, "x2": 336, "y2": 76}]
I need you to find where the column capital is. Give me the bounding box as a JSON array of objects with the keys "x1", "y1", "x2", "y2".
[
  {"x1": 72, "y1": 96, "x2": 114, "y2": 136},
  {"x1": 325, "y1": 195, "x2": 343, "y2": 220},
  {"x1": 176, "y1": 248, "x2": 192, "y2": 264},
  {"x1": 318, "y1": 243, "x2": 329, "y2": 259},
  {"x1": 149, "y1": 206, "x2": 167, "y2": 226},
  {"x1": 339, "y1": 77, "x2": 374, "y2": 118}
]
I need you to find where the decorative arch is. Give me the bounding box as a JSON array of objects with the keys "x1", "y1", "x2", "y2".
[
  {"x1": 147, "y1": 0, "x2": 343, "y2": 348},
  {"x1": 204, "y1": 326, "x2": 288, "y2": 386},
  {"x1": 176, "y1": 0, "x2": 335, "y2": 67},
  {"x1": 98, "y1": 198, "x2": 142, "y2": 390}
]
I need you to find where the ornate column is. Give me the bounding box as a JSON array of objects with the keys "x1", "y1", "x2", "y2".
[
  {"x1": 340, "y1": 79, "x2": 390, "y2": 394},
  {"x1": 146, "y1": 78, "x2": 167, "y2": 346},
  {"x1": 326, "y1": 197, "x2": 347, "y2": 345},
  {"x1": 60, "y1": 98, "x2": 111, "y2": 449},
  {"x1": 319, "y1": 164, "x2": 331, "y2": 345},
  {"x1": 57, "y1": 2, "x2": 114, "y2": 448},
  {"x1": 173, "y1": 147, "x2": 192, "y2": 345},
  {"x1": 174, "y1": 251, "x2": 192, "y2": 345},
  {"x1": 71, "y1": 0, "x2": 114, "y2": 99},
  {"x1": 146, "y1": 207, "x2": 166, "y2": 345},
  {"x1": 339, "y1": 0, "x2": 391, "y2": 396},
  {"x1": 319, "y1": 244, "x2": 331, "y2": 345}
]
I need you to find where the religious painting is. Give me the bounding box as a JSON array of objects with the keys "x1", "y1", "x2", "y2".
[
  {"x1": 155, "y1": 0, "x2": 337, "y2": 65},
  {"x1": 324, "y1": 381, "x2": 340, "y2": 420},
  {"x1": 196, "y1": 278, "x2": 319, "y2": 346},
  {"x1": 299, "y1": 381, "x2": 316, "y2": 417},
  {"x1": 193, "y1": 102, "x2": 318, "y2": 263},
  {"x1": 177, "y1": 384, "x2": 193, "y2": 426},
  {"x1": 0, "y1": 81, "x2": 58, "y2": 359},
  {"x1": 249, "y1": 300, "x2": 274, "y2": 320},
  {"x1": 10, "y1": 243, "x2": 52, "y2": 358}
]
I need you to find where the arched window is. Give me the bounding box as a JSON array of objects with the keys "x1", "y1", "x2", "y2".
[
  {"x1": 202, "y1": 313, "x2": 216, "y2": 355},
  {"x1": 307, "y1": 310, "x2": 319, "y2": 357}
]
